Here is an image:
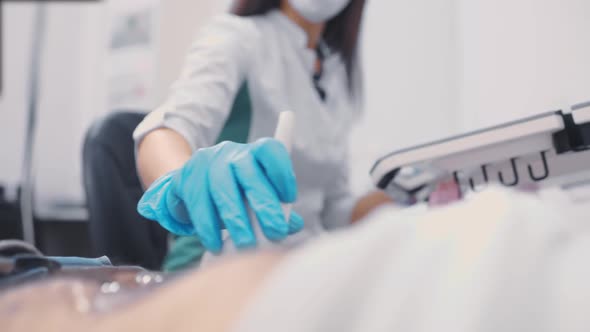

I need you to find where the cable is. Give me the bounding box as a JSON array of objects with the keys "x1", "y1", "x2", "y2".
[
  {"x1": 20, "y1": 3, "x2": 48, "y2": 245},
  {"x1": 572, "y1": 100, "x2": 590, "y2": 111}
]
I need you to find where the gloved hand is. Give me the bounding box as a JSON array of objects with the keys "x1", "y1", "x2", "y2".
[{"x1": 138, "y1": 138, "x2": 304, "y2": 254}]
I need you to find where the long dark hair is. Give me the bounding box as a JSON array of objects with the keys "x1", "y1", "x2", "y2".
[{"x1": 232, "y1": 0, "x2": 366, "y2": 92}]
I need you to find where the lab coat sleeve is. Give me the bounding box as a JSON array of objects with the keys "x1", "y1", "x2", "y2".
[
  {"x1": 133, "y1": 14, "x2": 257, "y2": 151},
  {"x1": 320, "y1": 150, "x2": 359, "y2": 230}
]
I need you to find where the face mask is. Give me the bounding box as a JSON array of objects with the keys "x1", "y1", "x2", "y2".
[{"x1": 288, "y1": 0, "x2": 352, "y2": 23}]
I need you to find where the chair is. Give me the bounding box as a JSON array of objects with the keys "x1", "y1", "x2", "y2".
[{"x1": 82, "y1": 112, "x2": 167, "y2": 270}]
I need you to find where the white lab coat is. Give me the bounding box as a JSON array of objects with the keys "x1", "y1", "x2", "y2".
[{"x1": 134, "y1": 10, "x2": 363, "y2": 242}]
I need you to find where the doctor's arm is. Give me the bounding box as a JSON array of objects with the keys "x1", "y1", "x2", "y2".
[
  {"x1": 137, "y1": 128, "x2": 192, "y2": 189},
  {"x1": 351, "y1": 179, "x2": 464, "y2": 223},
  {"x1": 133, "y1": 16, "x2": 302, "y2": 252},
  {"x1": 322, "y1": 152, "x2": 393, "y2": 228},
  {"x1": 351, "y1": 180, "x2": 462, "y2": 223},
  {"x1": 350, "y1": 191, "x2": 392, "y2": 223},
  {"x1": 135, "y1": 15, "x2": 253, "y2": 190}
]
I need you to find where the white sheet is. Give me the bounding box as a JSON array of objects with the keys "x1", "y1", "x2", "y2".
[{"x1": 233, "y1": 187, "x2": 590, "y2": 332}]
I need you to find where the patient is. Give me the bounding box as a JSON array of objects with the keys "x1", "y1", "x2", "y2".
[{"x1": 2, "y1": 187, "x2": 590, "y2": 332}]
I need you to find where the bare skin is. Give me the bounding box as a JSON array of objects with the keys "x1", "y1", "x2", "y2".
[
  {"x1": 351, "y1": 191, "x2": 392, "y2": 223},
  {"x1": 98, "y1": 252, "x2": 283, "y2": 332},
  {"x1": 1, "y1": 252, "x2": 284, "y2": 332},
  {"x1": 279, "y1": 1, "x2": 325, "y2": 49}
]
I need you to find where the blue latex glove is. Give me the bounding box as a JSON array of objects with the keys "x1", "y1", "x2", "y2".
[{"x1": 138, "y1": 138, "x2": 304, "y2": 254}]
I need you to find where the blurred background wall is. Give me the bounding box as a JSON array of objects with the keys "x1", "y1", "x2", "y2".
[
  {"x1": 1, "y1": 0, "x2": 589, "y2": 215},
  {"x1": 1, "y1": 4, "x2": 36, "y2": 202},
  {"x1": 0, "y1": 0, "x2": 231, "y2": 219},
  {"x1": 155, "y1": 0, "x2": 232, "y2": 105},
  {"x1": 456, "y1": 0, "x2": 590, "y2": 129},
  {"x1": 349, "y1": 0, "x2": 460, "y2": 192},
  {"x1": 350, "y1": 0, "x2": 590, "y2": 192}
]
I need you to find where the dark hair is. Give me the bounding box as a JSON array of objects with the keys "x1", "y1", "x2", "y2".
[{"x1": 232, "y1": 0, "x2": 366, "y2": 92}]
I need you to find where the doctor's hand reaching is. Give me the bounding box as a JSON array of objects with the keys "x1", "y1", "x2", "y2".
[{"x1": 137, "y1": 138, "x2": 304, "y2": 254}]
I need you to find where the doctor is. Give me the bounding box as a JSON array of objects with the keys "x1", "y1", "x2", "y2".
[{"x1": 134, "y1": 0, "x2": 391, "y2": 271}]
